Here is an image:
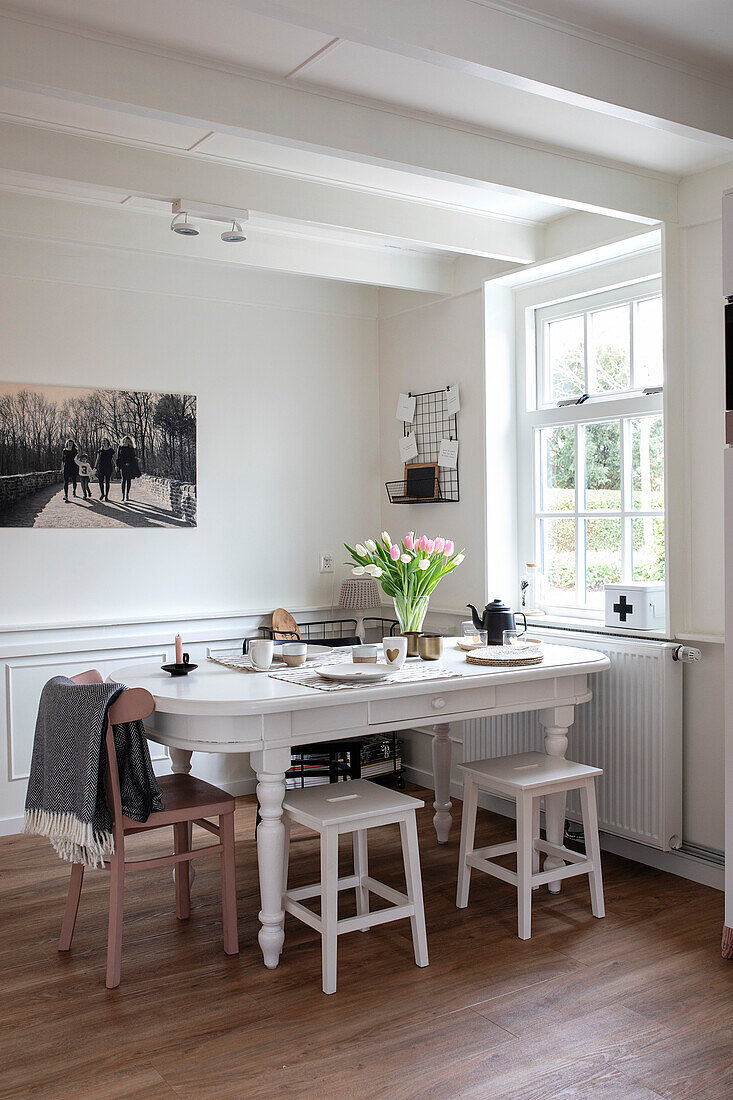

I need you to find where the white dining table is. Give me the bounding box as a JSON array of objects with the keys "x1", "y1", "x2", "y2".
[{"x1": 114, "y1": 641, "x2": 609, "y2": 968}]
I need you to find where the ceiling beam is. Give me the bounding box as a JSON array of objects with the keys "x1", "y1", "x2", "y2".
[
  {"x1": 0, "y1": 14, "x2": 675, "y2": 223},
  {"x1": 0, "y1": 120, "x2": 539, "y2": 263},
  {"x1": 0, "y1": 189, "x2": 455, "y2": 292},
  {"x1": 236, "y1": 0, "x2": 733, "y2": 147}
]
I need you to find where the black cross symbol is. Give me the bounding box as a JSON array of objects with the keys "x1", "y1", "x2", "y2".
[{"x1": 613, "y1": 595, "x2": 634, "y2": 622}]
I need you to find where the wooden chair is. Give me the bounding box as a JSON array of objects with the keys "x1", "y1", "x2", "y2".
[{"x1": 58, "y1": 670, "x2": 238, "y2": 988}]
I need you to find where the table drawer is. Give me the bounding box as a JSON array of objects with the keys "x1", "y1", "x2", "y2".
[
  {"x1": 368, "y1": 685, "x2": 495, "y2": 726},
  {"x1": 292, "y1": 702, "x2": 368, "y2": 738}
]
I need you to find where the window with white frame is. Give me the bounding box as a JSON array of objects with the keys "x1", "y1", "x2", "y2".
[{"x1": 529, "y1": 280, "x2": 664, "y2": 613}]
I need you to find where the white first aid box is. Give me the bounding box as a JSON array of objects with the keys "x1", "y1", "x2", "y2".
[{"x1": 604, "y1": 583, "x2": 665, "y2": 630}]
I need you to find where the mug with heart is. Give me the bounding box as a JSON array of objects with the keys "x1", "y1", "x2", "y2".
[{"x1": 383, "y1": 635, "x2": 408, "y2": 670}]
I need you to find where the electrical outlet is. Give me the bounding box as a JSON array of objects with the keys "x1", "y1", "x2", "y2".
[{"x1": 320, "y1": 553, "x2": 334, "y2": 574}]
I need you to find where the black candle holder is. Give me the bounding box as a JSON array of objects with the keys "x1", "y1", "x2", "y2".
[{"x1": 161, "y1": 653, "x2": 197, "y2": 676}]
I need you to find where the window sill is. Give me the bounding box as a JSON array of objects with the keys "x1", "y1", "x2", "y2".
[{"x1": 527, "y1": 612, "x2": 672, "y2": 642}]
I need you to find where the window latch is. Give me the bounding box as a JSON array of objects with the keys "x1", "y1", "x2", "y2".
[
  {"x1": 643, "y1": 386, "x2": 663, "y2": 396},
  {"x1": 557, "y1": 393, "x2": 590, "y2": 408}
]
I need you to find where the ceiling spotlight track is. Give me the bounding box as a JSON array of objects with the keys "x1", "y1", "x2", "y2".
[
  {"x1": 171, "y1": 211, "x2": 199, "y2": 236},
  {"x1": 221, "y1": 220, "x2": 247, "y2": 243},
  {"x1": 171, "y1": 199, "x2": 249, "y2": 243}
]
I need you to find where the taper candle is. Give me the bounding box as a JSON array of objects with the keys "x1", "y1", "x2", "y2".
[{"x1": 175, "y1": 634, "x2": 183, "y2": 664}]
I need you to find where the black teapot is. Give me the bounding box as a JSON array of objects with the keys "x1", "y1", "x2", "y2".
[{"x1": 466, "y1": 598, "x2": 527, "y2": 646}]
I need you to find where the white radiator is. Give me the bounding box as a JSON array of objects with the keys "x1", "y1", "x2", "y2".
[{"x1": 463, "y1": 630, "x2": 683, "y2": 851}]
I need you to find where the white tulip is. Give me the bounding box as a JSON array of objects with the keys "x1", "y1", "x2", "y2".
[
  {"x1": 364, "y1": 564, "x2": 379, "y2": 576},
  {"x1": 354, "y1": 543, "x2": 367, "y2": 557},
  {"x1": 365, "y1": 539, "x2": 377, "y2": 552},
  {"x1": 418, "y1": 558, "x2": 430, "y2": 570},
  {"x1": 371, "y1": 566, "x2": 383, "y2": 578},
  {"x1": 453, "y1": 552, "x2": 465, "y2": 565},
  {"x1": 381, "y1": 531, "x2": 391, "y2": 546},
  {"x1": 352, "y1": 565, "x2": 366, "y2": 576}
]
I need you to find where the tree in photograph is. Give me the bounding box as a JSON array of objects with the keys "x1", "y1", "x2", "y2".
[{"x1": 0, "y1": 386, "x2": 196, "y2": 483}]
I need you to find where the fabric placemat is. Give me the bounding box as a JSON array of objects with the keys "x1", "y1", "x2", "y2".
[
  {"x1": 208, "y1": 648, "x2": 354, "y2": 674},
  {"x1": 269, "y1": 663, "x2": 462, "y2": 692},
  {"x1": 208, "y1": 655, "x2": 263, "y2": 673}
]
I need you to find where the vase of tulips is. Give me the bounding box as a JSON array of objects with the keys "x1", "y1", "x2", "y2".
[{"x1": 344, "y1": 532, "x2": 465, "y2": 633}]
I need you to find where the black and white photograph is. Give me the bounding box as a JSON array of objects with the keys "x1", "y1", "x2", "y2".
[{"x1": 0, "y1": 382, "x2": 196, "y2": 528}]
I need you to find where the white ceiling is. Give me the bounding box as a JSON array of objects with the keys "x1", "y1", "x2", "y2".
[
  {"x1": 294, "y1": 39, "x2": 730, "y2": 176},
  {"x1": 1, "y1": 0, "x2": 729, "y2": 179},
  {"x1": 504, "y1": 0, "x2": 733, "y2": 77},
  {"x1": 0, "y1": 0, "x2": 334, "y2": 75},
  {"x1": 0, "y1": 0, "x2": 730, "y2": 286}
]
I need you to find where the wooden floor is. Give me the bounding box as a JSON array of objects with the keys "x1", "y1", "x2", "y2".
[{"x1": 1, "y1": 785, "x2": 729, "y2": 1100}]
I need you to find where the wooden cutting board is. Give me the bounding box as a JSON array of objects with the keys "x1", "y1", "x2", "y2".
[{"x1": 271, "y1": 607, "x2": 301, "y2": 640}]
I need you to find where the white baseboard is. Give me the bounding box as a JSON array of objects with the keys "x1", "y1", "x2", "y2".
[
  {"x1": 402, "y1": 764, "x2": 725, "y2": 893},
  {"x1": 0, "y1": 777, "x2": 259, "y2": 839},
  {"x1": 226, "y1": 778, "x2": 257, "y2": 799},
  {"x1": 0, "y1": 815, "x2": 23, "y2": 837}
]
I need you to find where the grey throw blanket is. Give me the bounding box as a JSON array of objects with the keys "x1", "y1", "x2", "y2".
[{"x1": 24, "y1": 676, "x2": 164, "y2": 867}]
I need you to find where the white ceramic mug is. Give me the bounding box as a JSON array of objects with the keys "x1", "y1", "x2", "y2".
[
  {"x1": 249, "y1": 638, "x2": 274, "y2": 671},
  {"x1": 382, "y1": 635, "x2": 408, "y2": 669},
  {"x1": 282, "y1": 641, "x2": 307, "y2": 667}
]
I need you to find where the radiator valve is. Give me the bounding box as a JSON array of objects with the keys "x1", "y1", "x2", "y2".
[{"x1": 672, "y1": 646, "x2": 701, "y2": 663}]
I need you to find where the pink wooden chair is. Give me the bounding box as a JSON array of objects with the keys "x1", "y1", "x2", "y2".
[{"x1": 58, "y1": 670, "x2": 238, "y2": 988}]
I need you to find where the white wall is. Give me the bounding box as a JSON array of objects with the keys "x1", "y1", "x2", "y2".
[
  {"x1": 377, "y1": 288, "x2": 517, "y2": 616},
  {"x1": 674, "y1": 171, "x2": 730, "y2": 857},
  {"x1": 0, "y1": 240, "x2": 381, "y2": 626},
  {"x1": 379, "y1": 203, "x2": 730, "y2": 864},
  {"x1": 0, "y1": 235, "x2": 382, "y2": 829}
]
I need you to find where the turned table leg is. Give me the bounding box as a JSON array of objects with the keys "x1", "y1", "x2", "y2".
[
  {"x1": 539, "y1": 705, "x2": 574, "y2": 895},
  {"x1": 251, "y1": 747, "x2": 290, "y2": 969},
  {"x1": 432, "y1": 723, "x2": 453, "y2": 844},
  {"x1": 169, "y1": 748, "x2": 195, "y2": 886}
]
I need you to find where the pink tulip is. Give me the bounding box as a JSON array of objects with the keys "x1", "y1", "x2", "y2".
[
  {"x1": 444, "y1": 539, "x2": 454, "y2": 556},
  {"x1": 425, "y1": 539, "x2": 435, "y2": 553},
  {"x1": 390, "y1": 543, "x2": 400, "y2": 561},
  {"x1": 404, "y1": 532, "x2": 414, "y2": 551},
  {"x1": 419, "y1": 535, "x2": 428, "y2": 552},
  {"x1": 434, "y1": 537, "x2": 445, "y2": 553}
]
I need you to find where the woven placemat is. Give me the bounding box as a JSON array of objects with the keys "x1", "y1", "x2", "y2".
[
  {"x1": 269, "y1": 664, "x2": 461, "y2": 692},
  {"x1": 465, "y1": 645, "x2": 544, "y2": 667}
]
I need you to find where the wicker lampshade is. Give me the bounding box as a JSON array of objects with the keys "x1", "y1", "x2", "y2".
[{"x1": 338, "y1": 578, "x2": 381, "y2": 610}]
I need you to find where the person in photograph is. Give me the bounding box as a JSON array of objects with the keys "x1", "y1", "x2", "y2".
[
  {"x1": 116, "y1": 435, "x2": 141, "y2": 501},
  {"x1": 95, "y1": 436, "x2": 115, "y2": 501},
  {"x1": 75, "y1": 452, "x2": 94, "y2": 499},
  {"x1": 60, "y1": 439, "x2": 78, "y2": 502}
]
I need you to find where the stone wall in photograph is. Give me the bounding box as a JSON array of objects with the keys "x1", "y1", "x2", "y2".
[
  {"x1": 138, "y1": 475, "x2": 196, "y2": 525},
  {"x1": 0, "y1": 471, "x2": 63, "y2": 509}
]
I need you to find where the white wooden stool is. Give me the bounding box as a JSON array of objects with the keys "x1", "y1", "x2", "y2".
[
  {"x1": 282, "y1": 779, "x2": 429, "y2": 994},
  {"x1": 456, "y1": 752, "x2": 605, "y2": 940}
]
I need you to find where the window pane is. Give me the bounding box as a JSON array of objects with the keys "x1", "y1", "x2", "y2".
[
  {"x1": 545, "y1": 315, "x2": 584, "y2": 403},
  {"x1": 539, "y1": 426, "x2": 575, "y2": 511},
  {"x1": 540, "y1": 517, "x2": 576, "y2": 606},
  {"x1": 632, "y1": 517, "x2": 665, "y2": 581},
  {"x1": 589, "y1": 304, "x2": 630, "y2": 393},
  {"x1": 634, "y1": 297, "x2": 663, "y2": 388},
  {"x1": 585, "y1": 518, "x2": 622, "y2": 608},
  {"x1": 630, "y1": 416, "x2": 664, "y2": 510},
  {"x1": 583, "y1": 421, "x2": 621, "y2": 510}
]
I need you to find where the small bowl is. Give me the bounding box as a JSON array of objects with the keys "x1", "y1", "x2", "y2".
[
  {"x1": 418, "y1": 633, "x2": 443, "y2": 661},
  {"x1": 161, "y1": 662, "x2": 197, "y2": 677},
  {"x1": 353, "y1": 644, "x2": 379, "y2": 664}
]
